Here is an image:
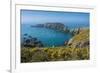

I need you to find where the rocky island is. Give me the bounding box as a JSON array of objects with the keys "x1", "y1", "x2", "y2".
[{"x1": 31, "y1": 22, "x2": 69, "y2": 32}]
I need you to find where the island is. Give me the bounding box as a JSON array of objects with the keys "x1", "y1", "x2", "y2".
[{"x1": 31, "y1": 22, "x2": 69, "y2": 32}]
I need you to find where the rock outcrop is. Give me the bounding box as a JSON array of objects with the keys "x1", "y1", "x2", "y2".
[
  {"x1": 44, "y1": 23, "x2": 64, "y2": 30},
  {"x1": 69, "y1": 28, "x2": 80, "y2": 36},
  {"x1": 31, "y1": 22, "x2": 69, "y2": 32},
  {"x1": 65, "y1": 29, "x2": 89, "y2": 48},
  {"x1": 21, "y1": 34, "x2": 44, "y2": 48}
]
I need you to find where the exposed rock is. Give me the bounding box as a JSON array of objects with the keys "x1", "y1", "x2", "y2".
[
  {"x1": 69, "y1": 28, "x2": 80, "y2": 36},
  {"x1": 80, "y1": 40, "x2": 89, "y2": 48},
  {"x1": 65, "y1": 29, "x2": 89, "y2": 48},
  {"x1": 44, "y1": 23, "x2": 65, "y2": 30},
  {"x1": 64, "y1": 41, "x2": 68, "y2": 46},
  {"x1": 31, "y1": 22, "x2": 69, "y2": 32},
  {"x1": 22, "y1": 34, "x2": 44, "y2": 48}
]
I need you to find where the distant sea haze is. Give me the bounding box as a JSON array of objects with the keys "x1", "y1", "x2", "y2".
[{"x1": 22, "y1": 23, "x2": 89, "y2": 29}]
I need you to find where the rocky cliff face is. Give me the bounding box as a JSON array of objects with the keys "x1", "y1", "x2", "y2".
[
  {"x1": 69, "y1": 28, "x2": 80, "y2": 36},
  {"x1": 31, "y1": 22, "x2": 69, "y2": 32},
  {"x1": 66, "y1": 29, "x2": 89, "y2": 48},
  {"x1": 45, "y1": 23, "x2": 64, "y2": 30}
]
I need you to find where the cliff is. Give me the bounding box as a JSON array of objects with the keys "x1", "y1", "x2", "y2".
[
  {"x1": 66, "y1": 29, "x2": 89, "y2": 48},
  {"x1": 31, "y1": 22, "x2": 69, "y2": 32}
]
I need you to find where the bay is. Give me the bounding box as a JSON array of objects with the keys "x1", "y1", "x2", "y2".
[{"x1": 21, "y1": 24, "x2": 72, "y2": 47}]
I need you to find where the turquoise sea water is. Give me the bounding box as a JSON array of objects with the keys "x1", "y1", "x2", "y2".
[{"x1": 21, "y1": 24, "x2": 73, "y2": 47}]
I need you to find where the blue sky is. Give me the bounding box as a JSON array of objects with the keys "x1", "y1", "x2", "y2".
[{"x1": 21, "y1": 9, "x2": 90, "y2": 26}]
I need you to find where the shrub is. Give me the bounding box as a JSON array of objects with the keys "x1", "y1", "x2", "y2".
[{"x1": 21, "y1": 47, "x2": 89, "y2": 63}]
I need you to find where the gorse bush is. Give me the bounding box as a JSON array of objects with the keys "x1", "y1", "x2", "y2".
[{"x1": 21, "y1": 47, "x2": 89, "y2": 63}]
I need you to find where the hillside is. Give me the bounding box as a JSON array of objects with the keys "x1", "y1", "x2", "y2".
[{"x1": 67, "y1": 28, "x2": 89, "y2": 48}]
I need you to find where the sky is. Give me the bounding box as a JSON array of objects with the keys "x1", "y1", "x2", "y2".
[{"x1": 21, "y1": 9, "x2": 90, "y2": 26}]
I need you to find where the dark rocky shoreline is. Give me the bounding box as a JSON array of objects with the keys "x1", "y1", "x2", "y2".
[{"x1": 21, "y1": 34, "x2": 44, "y2": 48}]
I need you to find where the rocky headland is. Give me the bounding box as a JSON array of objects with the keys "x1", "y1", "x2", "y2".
[{"x1": 31, "y1": 22, "x2": 69, "y2": 32}]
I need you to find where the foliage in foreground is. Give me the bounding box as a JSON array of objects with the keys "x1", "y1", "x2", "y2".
[{"x1": 21, "y1": 47, "x2": 89, "y2": 63}]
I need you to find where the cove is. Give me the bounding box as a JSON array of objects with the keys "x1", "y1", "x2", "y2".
[{"x1": 21, "y1": 24, "x2": 73, "y2": 47}]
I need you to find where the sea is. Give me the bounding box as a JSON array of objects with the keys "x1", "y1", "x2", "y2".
[{"x1": 21, "y1": 24, "x2": 74, "y2": 47}]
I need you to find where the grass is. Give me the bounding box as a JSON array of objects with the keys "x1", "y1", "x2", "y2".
[
  {"x1": 68, "y1": 28, "x2": 89, "y2": 48},
  {"x1": 21, "y1": 47, "x2": 89, "y2": 63},
  {"x1": 72, "y1": 29, "x2": 89, "y2": 42}
]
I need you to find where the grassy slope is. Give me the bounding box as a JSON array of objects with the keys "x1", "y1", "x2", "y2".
[
  {"x1": 68, "y1": 28, "x2": 89, "y2": 48},
  {"x1": 72, "y1": 29, "x2": 89, "y2": 42}
]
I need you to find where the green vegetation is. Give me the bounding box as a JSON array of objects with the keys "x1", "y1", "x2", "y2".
[
  {"x1": 67, "y1": 28, "x2": 89, "y2": 48},
  {"x1": 21, "y1": 47, "x2": 89, "y2": 63}
]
